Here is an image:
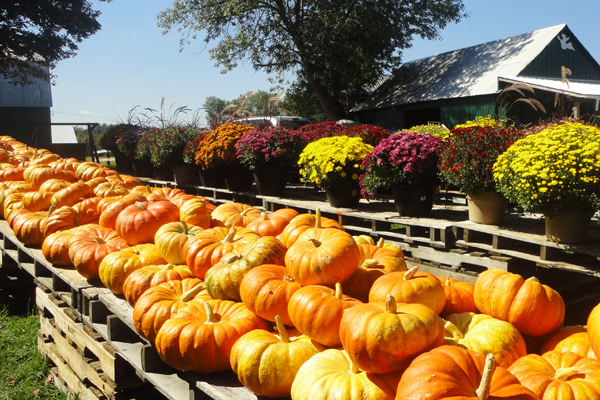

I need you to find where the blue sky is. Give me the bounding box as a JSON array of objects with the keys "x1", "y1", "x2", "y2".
[{"x1": 50, "y1": 0, "x2": 600, "y2": 126}]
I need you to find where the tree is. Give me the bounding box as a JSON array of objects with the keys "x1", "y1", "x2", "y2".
[
  {"x1": 203, "y1": 96, "x2": 230, "y2": 128},
  {"x1": 157, "y1": 0, "x2": 467, "y2": 120},
  {"x1": 0, "y1": 1, "x2": 108, "y2": 84}
]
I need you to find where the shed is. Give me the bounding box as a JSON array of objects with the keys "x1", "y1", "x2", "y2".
[{"x1": 352, "y1": 24, "x2": 600, "y2": 129}]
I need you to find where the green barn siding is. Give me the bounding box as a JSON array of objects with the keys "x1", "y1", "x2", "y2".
[
  {"x1": 441, "y1": 103, "x2": 502, "y2": 129},
  {"x1": 0, "y1": 107, "x2": 51, "y2": 145}
]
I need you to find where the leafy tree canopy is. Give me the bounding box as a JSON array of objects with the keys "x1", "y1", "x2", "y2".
[
  {"x1": 157, "y1": 0, "x2": 467, "y2": 120},
  {"x1": 0, "y1": 1, "x2": 109, "y2": 84}
]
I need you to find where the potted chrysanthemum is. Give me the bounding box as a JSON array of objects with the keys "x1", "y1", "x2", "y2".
[
  {"x1": 360, "y1": 131, "x2": 443, "y2": 216},
  {"x1": 298, "y1": 135, "x2": 373, "y2": 208},
  {"x1": 493, "y1": 121, "x2": 600, "y2": 243}
]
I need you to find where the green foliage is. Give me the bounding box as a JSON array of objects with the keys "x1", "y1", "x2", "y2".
[
  {"x1": 136, "y1": 126, "x2": 206, "y2": 167},
  {"x1": 0, "y1": 1, "x2": 108, "y2": 84},
  {"x1": 157, "y1": 0, "x2": 467, "y2": 120}
]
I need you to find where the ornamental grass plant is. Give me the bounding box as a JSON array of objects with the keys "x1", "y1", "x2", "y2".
[
  {"x1": 438, "y1": 125, "x2": 523, "y2": 195},
  {"x1": 298, "y1": 136, "x2": 373, "y2": 188},
  {"x1": 493, "y1": 121, "x2": 600, "y2": 217},
  {"x1": 360, "y1": 131, "x2": 443, "y2": 199}
]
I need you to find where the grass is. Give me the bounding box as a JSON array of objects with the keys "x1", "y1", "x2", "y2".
[{"x1": 0, "y1": 299, "x2": 69, "y2": 400}]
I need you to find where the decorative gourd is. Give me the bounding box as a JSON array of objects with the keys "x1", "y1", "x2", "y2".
[
  {"x1": 210, "y1": 202, "x2": 263, "y2": 227},
  {"x1": 395, "y1": 345, "x2": 538, "y2": 400},
  {"x1": 540, "y1": 325, "x2": 597, "y2": 359},
  {"x1": 98, "y1": 243, "x2": 166, "y2": 295},
  {"x1": 178, "y1": 197, "x2": 212, "y2": 229},
  {"x1": 122, "y1": 264, "x2": 195, "y2": 306},
  {"x1": 245, "y1": 208, "x2": 299, "y2": 237},
  {"x1": 155, "y1": 299, "x2": 269, "y2": 373},
  {"x1": 342, "y1": 240, "x2": 407, "y2": 302},
  {"x1": 443, "y1": 312, "x2": 527, "y2": 368},
  {"x1": 508, "y1": 350, "x2": 600, "y2": 400},
  {"x1": 368, "y1": 266, "x2": 446, "y2": 315},
  {"x1": 291, "y1": 348, "x2": 398, "y2": 400},
  {"x1": 285, "y1": 227, "x2": 359, "y2": 286},
  {"x1": 42, "y1": 225, "x2": 97, "y2": 266},
  {"x1": 438, "y1": 276, "x2": 477, "y2": 316},
  {"x1": 340, "y1": 294, "x2": 444, "y2": 374},
  {"x1": 239, "y1": 264, "x2": 301, "y2": 326},
  {"x1": 205, "y1": 235, "x2": 287, "y2": 301},
  {"x1": 182, "y1": 226, "x2": 260, "y2": 279},
  {"x1": 98, "y1": 192, "x2": 147, "y2": 230},
  {"x1": 474, "y1": 269, "x2": 565, "y2": 337},
  {"x1": 279, "y1": 208, "x2": 344, "y2": 248},
  {"x1": 154, "y1": 221, "x2": 204, "y2": 265},
  {"x1": 132, "y1": 278, "x2": 208, "y2": 341},
  {"x1": 288, "y1": 283, "x2": 361, "y2": 347},
  {"x1": 115, "y1": 200, "x2": 180, "y2": 245},
  {"x1": 588, "y1": 301, "x2": 600, "y2": 359},
  {"x1": 68, "y1": 225, "x2": 129, "y2": 279},
  {"x1": 51, "y1": 181, "x2": 93, "y2": 208},
  {"x1": 230, "y1": 315, "x2": 319, "y2": 398}
]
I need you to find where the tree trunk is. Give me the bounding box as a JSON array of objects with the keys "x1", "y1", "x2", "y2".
[{"x1": 302, "y1": 62, "x2": 340, "y2": 121}]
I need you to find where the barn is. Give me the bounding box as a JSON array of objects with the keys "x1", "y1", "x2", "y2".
[{"x1": 351, "y1": 24, "x2": 600, "y2": 129}]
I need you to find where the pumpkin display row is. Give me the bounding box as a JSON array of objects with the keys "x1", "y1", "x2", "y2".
[{"x1": 1, "y1": 135, "x2": 600, "y2": 400}]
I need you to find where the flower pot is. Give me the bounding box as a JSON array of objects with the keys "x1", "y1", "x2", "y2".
[
  {"x1": 224, "y1": 164, "x2": 254, "y2": 192},
  {"x1": 466, "y1": 191, "x2": 507, "y2": 225},
  {"x1": 153, "y1": 165, "x2": 174, "y2": 181},
  {"x1": 172, "y1": 163, "x2": 199, "y2": 185},
  {"x1": 324, "y1": 179, "x2": 361, "y2": 208},
  {"x1": 113, "y1": 150, "x2": 134, "y2": 174},
  {"x1": 199, "y1": 168, "x2": 226, "y2": 188},
  {"x1": 545, "y1": 211, "x2": 592, "y2": 244},
  {"x1": 132, "y1": 158, "x2": 154, "y2": 178},
  {"x1": 253, "y1": 167, "x2": 288, "y2": 197},
  {"x1": 392, "y1": 183, "x2": 434, "y2": 217}
]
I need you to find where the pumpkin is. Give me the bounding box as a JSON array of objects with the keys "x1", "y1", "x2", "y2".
[
  {"x1": 474, "y1": 269, "x2": 565, "y2": 337},
  {"x1": 240, "y1": 264, "x2": 301, "y2": 326},
  {"x1": 38, "y1": 178, "x2": 71, "y2": 193},
  {"x1": 132, "y1": 278, "x2": 208, "y2": 341},
  {"x1": 508, "y1": 350, "x2": 600, "y2": 400},
  {"x1": 98, "y1": 243, "x2": 166, "y2": 295},
  {"x1": 204, "y1": 235, "x2": 287, "y2": 301},
  {"x1": 439, "y1": 276, "x2": 477, "y2": 316},
  {"x1": 368, "y1": 266, "x2": 446, "y2": 315},
  {"x1": 288, "y1": 282, "x2": 361, "y2": 347},
  {"x1": 26, "y1": 165, "x2": 77, "y2": 190},
  {"x1": 115, "y1": 200, "x2": 180, "y2": 245},
  {"x1": 230, "y1": 315, "x2": 319, "y2": 398},
  {"x1": 540, "y1": 325, "x2": 597, "y2": 359},
  {"x1": 68, "y1": 225, "x2": 130, "y2": 279},
  {"x1": 279, "y1": 208, "x2": 344, "y2": 248},
  {"x1": 154, "y1": 221, "x2": 204, "y2": 265},
  {"x1": 183, "y1": 226, "x2": 260, "y2": 279},
  {"x1": 291, "y1": 348, "x2": 398, "y2": 400},
  {"x1": 3, "y1": 192, "x2": 26, "y2": 219},
  {"x1": 395, "y1": 345, "x2": 538, "y2": 400},
  {"x1": 93, "y1": 182, "x2": 130, "y2": 198},
  {"x1": 21, "y1": 191, "x2": 53, "y2": 211},
  {"x1": 0, "y1": 166, "x2": 25, "y2": 182},
  {"x1": 98, "y1": 192, "x2": 147, "y2": 230},
  {"x1": 342, "y1": 241, "x2": 407, "y2": 302},
  {"x1": 340, "y1": 294, "x2": 444, "y2": 374},
  {"x1": 122, "y1": 264, "x2": 195, "y2": 306},
  {"x1": 42, "y1": 225, "x2": 97, "y2": 266},
  {"x1": 51, "y1": 181, "x2": 93, "y2": 208},
  {"x1": 146, "y1": 187, "x2": 193, "y2": 208},
  {"x1": 105, "y1": 173, "x2": 141, "y2": 190},
  {"x1": 155, "y1": 299, "x2": 269, "y2": 373},
  {"x1": 353, "y1": 234, "x2": 375, "y2": 245},
  {"x1": 285, "y1": 227, "x2": 359, "y2": 286},
  {"x1": 75, "y1": 161, "x2": 115, "y2": 181},
  {"x1": 245, "y1": 208, "x2": 299, "y2": 237},
  {"x1": 10, "y1": 209, "x2": 49, "y2": 246},
  {"x1": 588, "y1": 301, "x2": 600, "y2": 359},
  {"x1": 178, "y1": 197, "x2": 212, "y2": 229},
  {"x1": 40, "y1": 204, "x2": 100, "y2": 237},
  {"x1": 85, "y1": 176, "x2": 109, "y2": 191},
  {"x1": 443, "y1": 312, "x2": 527, "y2": 368},
  {"x1": 210, "y1": 202, "x2": 263, "y2": 227}
]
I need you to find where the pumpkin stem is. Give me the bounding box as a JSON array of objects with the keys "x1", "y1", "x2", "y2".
[
  {"x1": 385, "y1": 294, "x2": 397, "y2": 314},
  {"x1": 240, "y1": 207, "x2": 254, "y2": 217},
  {"x1": 283, "y1": 274, "x2": 295, "y2": 283},
  {"x1": 274, "y1": 315, "x2": 291, "y2": 343},
  {"x1": 361, "y1": 259, "x2": 381, "y2": 269},
  {"x1": 376, "y1": 237, "x2": 385, "y2": 248},
  {"x1": 135, "y1": 201, "x2": 147, "y2": 211},
  {"x1": 93, "y1": 235, "x2": 106, "y2": 245},
  {"x1": 476, "y1": 353, "x2": 496, "y2": 400},
  {"x1": 526, "y1": 276, "x2": 540, "y2": 283},
  {"x1": 404, "y1": 266, "x2": 418, "y2": 280},
  {"x1": 334, "y1": 282, "x2": 343, "y2": 299},
  {"x1": 260, "y1": 211, "x2": 268, "y2": 221},
  {"x1": 181, "y1": 282, "x2": 205, "y2": 302},
  {"x1": 443, "y1": 320, "x2": 464, "y2": 342},
  {"x1": 204, "y1": 301, "x2": 217, "y2": 324},
  {"x1": 350, "y1": 359, "x2": 360, "y2": 374},
  {"x1": 314, "y1": 208, "x2": 322, "y2": 228},
  {"x1": 223, "y1": 227, "x2": 238, "y2": 243},
  {"x1": 307, "y1": 238, "x2": 322, "y2": 248},
  {"x1": 162, "y1": 264, "x2": 175, "y2": 271},
  {"x1": 445, "y1": 276, "x2": 451, "y2": 286},
  {"x1": 554, "y1": 367, "x2": 579, "y2": 381}
]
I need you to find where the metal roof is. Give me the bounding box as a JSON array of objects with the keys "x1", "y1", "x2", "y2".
[
  {"x1": 354, "y1": 24, "x2": 567, "y2": 111},
  {"x1": 50, "y1": 125, "x2": 78, "y2": 144}
]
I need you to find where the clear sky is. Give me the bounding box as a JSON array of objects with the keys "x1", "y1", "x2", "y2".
[{"x1": 50, "y1": 0, "x2": 600, "y2": 126}]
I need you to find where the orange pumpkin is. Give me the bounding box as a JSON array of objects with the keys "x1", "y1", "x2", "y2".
[
  {"x1": 395, "y1": 345, "x2": 537, "y2": 400},
  {"x1": 438, "y1": 276, "x2": 477, "y2": 316},
  {"x1": 245, "y1": 208, "x2": 299, "y2": 237},
  {"x1": 51, "y1": 181, "x2": 93, "y2": 208},
  {"x1": 10, "y1": 209, "x2": 49, "y2": 246},
  {"x1": 288, "y1": 283, "x2": 361, "y2": 347},
  {"x1": 279, "y1": 208, "x2": 344, "y2": 248},
  {"x1": 154, "y1": 221, "x2": 204, "y2": 265},
  {"x1": 93, "y1": 181, "x2": 130, "y2": 198},
  {"x1": 285, "y1": 227, "x2": 359, "y2": 286},
  {"x1": 38, "y1": 178, "x2": 71, "y2": 193},
  {"x1": 26, "y1": 165, "x2": 77, "y2": 190},
  {"x1": 369, "y1": 266, "x2": 447, "y2": 315},
  {"x1": 0, "y1": 166, "x2": 25, "y2": 182},
  {"x1": 146, "y1": 187, "x2": 193, "y2": 208},
  {"x1": 155, "y1": 298, "x2": 269, "y2": 373},
  {"x1": 540, "y1": 325, "x2": 597, "y2": 359},
  {"x1": 115, "y1": 200, "x2": 180, "y2": 245},
  {"x1": 178, "y1": 197, "x2": 212, "y2": 229},
  {"x1": 40, "y1": 204, "x2": 100, "y2": 237},
  {"x1": 210, "y1": 202, "x2": 263, "y2": 227},
  {"x1": 98, "y1": 192, "x2": 147, "y2": 230},
  {"x1": 474, "y1": 269, "x2": 565, "y2": 337},
  {"x1": 508, "y1": 350, "x2": 600, "y2": 400},
  {"x1": 588, "y1": 301, "x2": 600, "y2": 359},
  {"x1": 340, "y1": 294, "x2": 444, "y2": 374},
  {"x1": 21, "y1": 191, "x2": 53, "y2": 211},
  {"x1": 105, "y1": 173, "x2": 141, "y2": 189},
  {"x1": 122, "y1": 264, "x2": 195, "y2": 306},
  {"x1": 42, "y1": 225, "x2": 97, "y2": 266}
]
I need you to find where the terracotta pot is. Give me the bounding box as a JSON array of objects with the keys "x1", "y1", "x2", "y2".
[
  {"x1": 324, "y1": 179, "x2": 361, "y2": 208},
  {"x1": 466, "y1": 191, "x2": 507, "y2": 225},
  {"x1": 392, "y1": 183, "x2": 434, "y2": 217},
  {"x1": 545, "y1": 210, "x2": 592, "y2": 244}
]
